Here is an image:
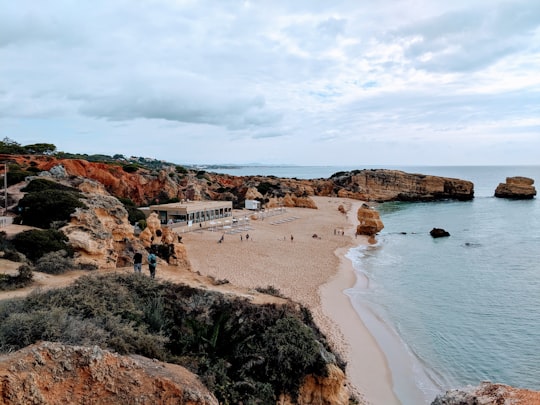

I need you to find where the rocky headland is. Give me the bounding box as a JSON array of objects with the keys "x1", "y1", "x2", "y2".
[{"x1": 0, "y1": 155, "x2": 474, "y2": 209}]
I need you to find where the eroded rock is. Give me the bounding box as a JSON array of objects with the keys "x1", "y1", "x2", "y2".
[
  {"x1": 356, "y1": 203, "x2": 384, "y2": 236},
  {"x1": 0, "y1": 342, "x2": 218, "y2": 405},
  {"x1": 494, "y1": 176, "x2": 536, "y2": 199},
  {"x1": 432, "y1": 381, "x2": 540, "y2": 405}
]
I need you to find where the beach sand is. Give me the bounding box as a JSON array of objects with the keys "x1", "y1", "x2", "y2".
[{"x1": 180, "y1": 196, "x2": 400, "y2": 405}]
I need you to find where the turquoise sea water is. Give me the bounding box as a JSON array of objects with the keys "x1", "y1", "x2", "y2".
[{"x1": 216, "y1": 165, "x2": 540, "y2": 404}]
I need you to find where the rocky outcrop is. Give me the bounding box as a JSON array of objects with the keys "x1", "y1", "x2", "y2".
[
  {"x1": 0, "y1": 341, "x2": 218, "y2": 405},
  {"x1": 3, "y1": 156, "x2": 475, "y2": 206},
  {"x1": 281, "y1": 364, "x2": 350, "y2": 405},
  {"x1": 356, "y1": 203, "x2": 384, "y2": 236},
  {"x1": 430, "y1": 228, "x2": 450, "y2": 238},
  {"x1": 60, "y1": 193, "x2": 144, "y2": 269},
  {"x1": 431, "y1": 381, "x2": 540, "y2": 405},
  {"x1": 332, "y1": 170, "x2": 474, "y2": 202},
  {"x1": 494, "y1": 176, "x2": 536, "y2": 199}
]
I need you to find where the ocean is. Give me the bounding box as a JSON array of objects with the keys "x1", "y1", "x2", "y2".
[{"x1": 213, "y1": 165, "x2": 540, "y2": 404}]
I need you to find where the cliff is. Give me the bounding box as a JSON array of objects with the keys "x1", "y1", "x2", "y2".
[
  {"x1": 331, "y1": 169, "x2": 474, "y2": 202},
  {"x1": 432, "y1": 381, "x2": 540, "y2": 405},
  {"x1": 0, "y1": 341, "x2": 218, "y2": 405},
  {"x1": 1, "y1": 156, "x2": 474, "y2": 206},
  {"x1": 494, "y1": 176, "x2": 536, "y2": 199}
]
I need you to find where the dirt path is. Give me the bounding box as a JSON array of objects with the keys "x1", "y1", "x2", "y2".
[{"x1": 0, "y1": 261, "x2": 287, "y2": 305}]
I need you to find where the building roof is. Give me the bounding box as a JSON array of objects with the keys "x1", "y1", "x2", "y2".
[{"x1": 149, "y1": 200, "x2": 232, "y2": 214}]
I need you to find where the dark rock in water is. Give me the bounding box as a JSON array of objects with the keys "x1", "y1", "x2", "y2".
[
  {"x1": 494, "y1": 176, "x2": 536, "y2": 199},
  {"x1": 430, "y1": 228, "x2": 450, "y2": 238},
  {"x1": 463, "y1": 242, "x2": 481, "y2": 248}
]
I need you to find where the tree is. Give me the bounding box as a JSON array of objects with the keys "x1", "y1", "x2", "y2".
[
  {"x1": 23, "y1": 143, "x2": 57, "y2": 155},
  {"x1": 0, "y1": 137, "x2": 25, "y2": 154}
]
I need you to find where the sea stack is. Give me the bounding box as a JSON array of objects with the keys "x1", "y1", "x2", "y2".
[
  {"x1": 356, "y1": 203, "x2": 384, "y2": 236},
  {"x1": 494, "y1": 177, "x2": 536, "y2": 199}
]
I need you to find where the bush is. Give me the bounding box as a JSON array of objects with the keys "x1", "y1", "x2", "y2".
[
  {"x1": 6, "y1": 169, "x2": 33, "y2": 186},
  {"x1": 21, "y1": 178, "x2": 79, "y2": 193},
  {"x1": 126, "y1": 206, "x2": 146, "y2": 224},
  {"x1": 35, "y1": 250, "x2": 74, "y2": 274},
  {"x1": 12, "y1": 229, "x2": 72, "y2": 262},
  {"x1": 122, "y1": 164, "x2": 139, "y2": 173},
  {"x1": 0, "y1": 274, "x2": 341, "y2": 403},
  {"x1": 175, "y1": 165, "x2": 188, "y2": 174},
  {"x1": 0, "y1": 264, "x2": 33, "y2": 291},
  {"x1": 17, "y1": 189, "x2": 85, "y2": 228}
]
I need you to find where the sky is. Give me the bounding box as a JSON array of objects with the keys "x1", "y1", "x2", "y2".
[{"x1": 1, "y1": 0, "x2": 539, "y2": 166}]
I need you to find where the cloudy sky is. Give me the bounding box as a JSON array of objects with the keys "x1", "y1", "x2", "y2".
[{"x1": 1, "y1": 0, "x2": 539, "y2": 166}]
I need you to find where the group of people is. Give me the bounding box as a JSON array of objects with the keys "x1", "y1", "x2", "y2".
[{"x1": 133, "y1": 250, "x2": 158, "y2": 279}]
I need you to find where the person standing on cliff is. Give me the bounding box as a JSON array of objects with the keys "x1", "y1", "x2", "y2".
[
  {"x1": 147, "y1": 251, "x2": 157, "y2": 279},
  {"x1": 133, "y1": 251, "x2": 142, "y2": 273}
]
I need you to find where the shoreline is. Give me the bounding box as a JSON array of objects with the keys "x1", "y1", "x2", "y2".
[
  {"x1": 179, "y1": 196, "x2": 402, "y2": 404},
  {"x1": 336, "y1": 210, "x2": 442, "y2": 405}
]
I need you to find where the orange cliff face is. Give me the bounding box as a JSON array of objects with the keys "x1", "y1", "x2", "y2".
[
  {"x1": 1, "y1": 156, "x2": 475, "y2": 207},
  {"x1": 1, "y1": 155, "x2": 182, "y2": 205}
]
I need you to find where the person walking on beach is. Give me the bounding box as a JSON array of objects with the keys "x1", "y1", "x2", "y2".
[
  {"x1": 147, "y1": 251, "x2": 157, "y2": 279},
  {"x1": 291, "y1": 234, "x2": 294, "y2": 242},
  {"x1": 246, "y1": 233, "x2": 249, "y2": 241},
  {"x1": 133, "y1": 251, "x2": 142, "y2": 273}
]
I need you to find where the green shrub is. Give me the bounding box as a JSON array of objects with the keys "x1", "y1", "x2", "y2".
[
  {"x1": 125, "y1": 206, "x2": 146, "y2": 224},
  {"x1": 21, "y1": 178, "x2": 79, "y2": 193},
  {"x1": 17, "y1": 189, "x2": 85, "y2": 228},
  {"x1": 0, "y1": 274, "x2": 341, "y2": 403},
  {"x1": 0, "y1": 264, "x2": 33, "y2": 291},
  {"x1": 35, "y1": 250, "x2": 74, "y2": 274},
  {"x1": 12, "y1": 229, "x2": 72, "y2": 262},
  {"x1": 122, "y1": 164, "x2": 139, "y2": 173},
  {"x1": 6, "y1": 169, "x2": 33, "y2": 186}
]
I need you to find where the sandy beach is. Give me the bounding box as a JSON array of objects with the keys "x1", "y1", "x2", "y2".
[{"x1": 180, "y1": 196, "x2": 400, "y2": 405}]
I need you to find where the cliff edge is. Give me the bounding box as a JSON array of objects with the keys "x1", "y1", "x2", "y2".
[{"x1": 0, "y1": 341, "x2": 218, "y2": 405}]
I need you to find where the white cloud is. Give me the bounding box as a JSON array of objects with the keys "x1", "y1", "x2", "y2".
[{"x1": 0, "y1": 0, "x2": 539, "y2": 165}]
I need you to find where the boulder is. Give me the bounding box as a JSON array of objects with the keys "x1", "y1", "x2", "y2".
[
  {"x1": 430, "y1": 228, "x2": 450, "y2": 238},
  {"x1": 0, "y1": 342, "x2": 218, "y2": 405},
  {"x1": 356, "y1": 204, "x2": 384, "y2": 236},
  {"x1": 494, "y1": 177, "x2": 536, "y2": 199}
]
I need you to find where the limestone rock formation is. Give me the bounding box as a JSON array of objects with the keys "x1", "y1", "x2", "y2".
[
  {"x1": 280, "y1": 364, "x2": 350, "y2": 405},
  {"x1": 332, "y1": 169, "x2": 474, "y2": 202},
  {"x1": 61, "y1": 193, "x2": 145, "y2": 269},
  {"x1": 0, "y1": 341, "x2": 218, "y2": 405},
  {"x1": 356, "y1": 203, "x2": 384, "y2": 236},
  {"x1": 244, "y1": 186, "x2": 263, "y2": 200},
  {"x1": 3, "y1": 155, "x2": 475, "y2": 206},
  {"x1": 431, "y1": 381, "x2": 540, "y2": 405},
  {"x1": 494, "y1": 176, "x2": 536, "y2": 199}
]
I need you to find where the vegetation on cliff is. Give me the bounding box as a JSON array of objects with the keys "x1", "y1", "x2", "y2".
[
  {"x1": 17, "y1": 179, "x2": 85, "y2": 229},
  {"x1": 0, "y1": 273, "x2": 343, "y2": 403}
]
